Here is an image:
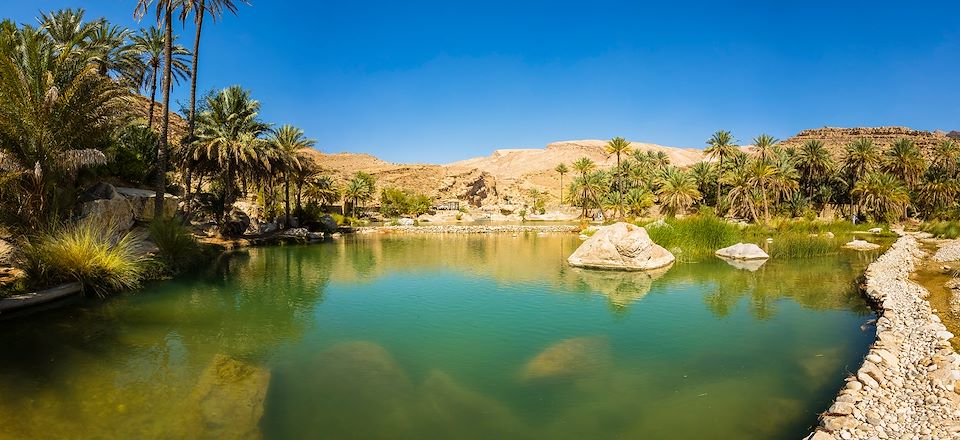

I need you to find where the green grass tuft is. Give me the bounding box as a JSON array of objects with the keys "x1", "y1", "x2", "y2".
[
  {"x1": 18, "y1": 219, "x2": 148, "y2": 296},
  {"x1": 148, "y1": 217, "x2": 200, "y2": 272}
]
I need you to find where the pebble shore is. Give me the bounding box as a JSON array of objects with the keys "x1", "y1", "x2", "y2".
[
  {"x1": 934, "y1": 240, "x2": 960, "y2": 263},
  {"x1": 355, "y1": 225, "x2": 580, "y2": 234},
  {"x1": 808, "y1": 234, "x2": 960, "y2": 440}
]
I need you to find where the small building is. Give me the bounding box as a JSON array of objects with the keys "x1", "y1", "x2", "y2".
[{"x1": 434, "y1": 199, "x2": 460, "y2": 211}]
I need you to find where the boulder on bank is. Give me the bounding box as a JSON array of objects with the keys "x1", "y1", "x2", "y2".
[
  {"x1": 115, "y1": 187, "x2": 179, "y2": 221},
  {"x1": 715, "y1": 243, "x2": 769, "y2": 260},
  {"x1": 78, "y1": 183, "x2": 135, "y2": 231},
  {"x1": 567, "y1": 222, "x2": 675, "y2": 271},
  {"x1": 843, "y1": 239, "x2": 880, "y2": 251},
  {"x1": 318, "y1": 215, "x2": 339, "y2": 234},
  {"x1": 220, "y1": 208, "x2": 251, "y2": 237}
]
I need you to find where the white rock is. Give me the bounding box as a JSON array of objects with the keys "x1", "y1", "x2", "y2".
[
  {"x1": 714, "y1": 242, "x2": 769, "y2": 260},
  {"x1": 567, "y1": 223, "x2": 675, "y2": 271}
]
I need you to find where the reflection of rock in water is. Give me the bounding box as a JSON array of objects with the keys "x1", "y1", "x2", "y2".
[
  {"x1": 521, "y1": 336, "x2": 612, "y2": 382},
  {"x1": 182, "y1": 354, "x2": 271, "y2": 440},
  {"x1": 268, "y1": 340, "x2": 532, "y2": 439},
  {"x1": 718, "y1": 256, "x2": 767, "y2": 272},
  {"x1": 572, "y1": 265, "x2": 671, "y2": 307}
]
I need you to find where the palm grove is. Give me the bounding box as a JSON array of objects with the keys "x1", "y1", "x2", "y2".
[
  {"x1": 0, "y1": 5, "x2": 352, "y2": 293},
  {"x1": 561, "y1": 133, "x2": 959, "y2": 223}
]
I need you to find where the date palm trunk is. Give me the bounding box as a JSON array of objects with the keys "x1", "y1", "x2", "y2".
[{"x1": 154, "y1": 5, "x2": 174, "y2": 219}]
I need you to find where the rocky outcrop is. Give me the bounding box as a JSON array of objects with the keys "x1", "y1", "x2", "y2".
[
  {"x1": 806, "y1": 235, "x2": 960, "y2": 439},
  {"x1": 567, "y1": 223, "x2": 675, "y2": 271},
  {"x1": 715, "y1": 243, "x2": 769, "y2": 260},
  {"x1": 843, "y1": 239, "x2": 881, "y2": 251},
  {"x1": 317, "y1": 215, "x2": 339, "y2": 234},
  {"x1": 115, "y1": 187, "x2": 179, "y2": 221},
  {"x1": 77, "y1": 183, "x2": 135, "y2": 231},
  {"x1": 779, "y1": 126, "x2": 950, "y2": 160}
]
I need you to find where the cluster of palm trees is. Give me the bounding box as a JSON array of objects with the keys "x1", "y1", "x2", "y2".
[{"x1": 558, "y1": 133, "x2": 960, "y2": 224}]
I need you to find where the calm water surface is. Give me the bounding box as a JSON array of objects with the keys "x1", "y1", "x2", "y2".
[{"x1": 0, "y1": 234, "x2": 881, "y2": 439}]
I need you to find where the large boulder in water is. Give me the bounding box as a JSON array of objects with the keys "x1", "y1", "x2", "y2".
[
  {"x1": 715, "y1": 242, "x2": 769, "y2": 260},
  {"x1": 567, "y1": 222, "x2": 674, "y2": 271}
]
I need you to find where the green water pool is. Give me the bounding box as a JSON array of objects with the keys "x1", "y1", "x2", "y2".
[{"x1": 0, "y1": 233, "x2": 882, "y2": 439}]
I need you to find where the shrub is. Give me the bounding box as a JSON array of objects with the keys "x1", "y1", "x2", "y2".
[
  {"x1": 922, "y1": 220, "x2": 960, "y2": 239},
  {"x1": 148, "y1": 217, "x2": 200, "y2": 272},
  {"x1": 380, "y1": 188, "x2": 433, "y2": 217},
  {"x1": 18, "y1": 219, "x2": 148, "y2": 296}
]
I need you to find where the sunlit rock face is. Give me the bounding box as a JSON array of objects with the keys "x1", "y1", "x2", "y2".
[{"x1": 567, "y1": 223, "x2": 675, "y2": 271}]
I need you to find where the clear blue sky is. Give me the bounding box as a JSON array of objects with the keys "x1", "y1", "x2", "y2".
[{"x1": 4, "y1": 1, "x2": 960, "y2": 163}]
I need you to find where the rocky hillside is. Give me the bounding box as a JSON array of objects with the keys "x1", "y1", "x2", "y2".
[{"x1": 778, "y1": 126, "x2": 951, "y2": 158}]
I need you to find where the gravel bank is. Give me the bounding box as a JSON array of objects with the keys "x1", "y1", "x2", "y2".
[
  {"x1": 934, "y1": 240, "x2": 960, "y2": 262},
  {"x1": 807, "y1": 234, "x2": 960, "y2": 439},
  {"x1": 355, "y1": 225, "x2": 580, "y2": 234}
]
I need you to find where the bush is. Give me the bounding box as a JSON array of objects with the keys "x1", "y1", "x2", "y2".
[
  {"x1": 148, "y1": 217, "x2": 200, "y2": 272},
  {"x1": 922, "y1": 220, "x2": 960, "y2": 239},
  {"x1": 380, "y1": 187, "x2": 432, "y2": 217},
  {"x1": 18, "y1": 219, "x2": 148, "y2": 296}
]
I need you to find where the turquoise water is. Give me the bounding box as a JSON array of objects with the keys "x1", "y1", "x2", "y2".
[{"x1": 0, "y1": 234, "x2": 879, "y2": 439}]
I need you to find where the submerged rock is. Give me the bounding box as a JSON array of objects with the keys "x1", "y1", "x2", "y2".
[
  {"x1": 714, "y1": 243, "x2": 769, "y2": 260},
  {"x1": 842, "y1": 239, "x2": 880, "y2": 251},
  {"x1": 521, "y1": 336, "x2": 611, "y2": 381},
  {"x1": 183, "y1": 354, "x2": 270, "y2": 440},
  {"x1": 567, "y1": 222, "x2": 674, "y2": 271}
]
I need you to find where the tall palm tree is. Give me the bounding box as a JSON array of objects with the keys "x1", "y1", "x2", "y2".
[
  {"x1": 554, "y1": 163, "x2": 568, "y2": 205},
  {"x1": 842, "y1": 137, "x2": 881, "y2": 218},
  {"x1": 752, "y1": 134, "x2": 778, "y2": 164},
  {"x1": 932, "y1": 139, "x2": 960, "y2": 177},
  {"x1": 792, "y1": 139, "x2": 833, "y2": 198},
  {"x1": 605, "y1": 137, "x2": 632, "y2": 219},
  {"x1": 269, "y1": 125, "x2": 316, "y2": 228},
  {"x1": 192, "y1": 86, "x2": 271, "y2": 211},
  {"x1": 129, "y1": 27, "x2": 190, "y2": 128},
  {"x1": 86, "y1": 22, "x2": 136, "y2": 78},
  {"x1": 655, "y1": 167, "x2": 701, "y2": 217},
  {"x1": 704, "y1": 130, "x2": 737, "y2": 204},
  {"x1": 571, "y1": 157, "x2": 596, "y2": 218},
  {"x1": 136, "y1": 0, "x2": 190, "y2": 218},
  {"x1": 689, "y1": 161, "x2": 717, "y2": 206},
  {"x1": 747, "y1": 159, "x2": 776, "y2": 224},
  {"x1": 721, "y1": 165, "x2": 759, "y2": 223},
  {"x1": 883, "y1": 138, "x2": 925, "y2": 188},
  {"x1": 181, "y1": 0, "x2": 248, "y2": 138}
]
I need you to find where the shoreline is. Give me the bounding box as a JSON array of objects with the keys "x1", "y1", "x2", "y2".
[
  {"x1": 354, "y1": 224, "x2": 580, "y2": 234},
  {"x1": 806, "y1": 234, "x2": 960, "y2": 439}
]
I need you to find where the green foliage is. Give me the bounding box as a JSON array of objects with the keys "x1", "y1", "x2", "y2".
[
  {"x1": 643, "y1": 212, "x2": 740, "y2": 261},
  {"x1": 922, "y1": 220, "x2": 960, "y2": 239},
  {"x1": 148, "y1": 217, "x2": 199, "y2": 272},
  {"x1": 102, "y1": 123, "x2": 158, "y2": 184},
  {"x1": 18, "y1": 219, "x2": 147, "y2": 296},
  {"x1": 380, "y1": 187, "x2": 432, "y2": 218}
]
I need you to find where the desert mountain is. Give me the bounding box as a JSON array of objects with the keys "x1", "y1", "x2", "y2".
[{"x1": 777, "y1": 126, "x2": 951, "y2": 159}]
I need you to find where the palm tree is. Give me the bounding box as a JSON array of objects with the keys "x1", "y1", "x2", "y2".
[
  {"x1": 269, "y1": 125, "x2": 316, "y2": 228},
  {"x1": 37, "y1": 8, "x2": 98, "y2": 55},
  {"x1": 851, "y1": 172, "x2": 910, "y2": 222},
  {"x1": 192, "y1": 86, "x2": 271, "y2": 211},
  {"x1": 85, "y1": 22, "x2": 137, "y2": 78},
  {"x1": 605, "y1": 137, "x2": 632, "y2": 219},
  {"x1": 571, "y1": 157, "x2": 596, "y2": 218},
  {"x1": 752, "y1": 134, "x2": 778, "y2": 164},
  {"x1": 0, "y1": 26, "x2": 130, "y2": 229},
  {"x1": 136, "y1": 0, "x2": 185, "y2": 219},
  {"x1": 883, "y1": 138, "x2": 925, "y2": 188},
  {"x1": 181, "y1": 0, "x2": 248, "y2": 138},
  {"x1": 689, "y1": 161, "x2": 717, "y2": 206},
  {"x1": 304, "y1": 175, "x2": 339, "y2": 210},
  {"x1": 721, "y1": 165, "x2": 759, "y2": 223},
  {"x1": 932, "y1": 140, "x2": 960, "y2": 177},
  {"x1": 747, "y1": 159, "x2": 776, "y2": 224},
  {"x1": 704, "y1": 130, "x2": 737, "y2": 203},
  {"x1": 342, "y1": 172, "x2": 376, "y2": 217},
  {"x1": 554, "y1": 163, "x2": 568, "y2": 204},
  {"x1": 842, "y1": 137, "x2": 881, "y2": 219},
  {"x1": 655, "y1": 167, "x2": 701, "y2": 217},
  {"x1": 129, "y1": 27, "x2": 190, "y2": 128},
  {"x1": 792, "y1": 139, "x2": 833, "y2": 198},
  {"x1": 624, "y1": 187, "x2": 654, "y2": 217}
]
